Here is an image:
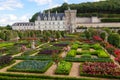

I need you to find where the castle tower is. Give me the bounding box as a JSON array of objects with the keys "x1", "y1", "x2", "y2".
[{"x1": 65, "y1": 7, "x2": 77, "y2": 33}]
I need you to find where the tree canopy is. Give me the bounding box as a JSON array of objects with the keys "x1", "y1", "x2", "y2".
[{"x1": 29, "y1": 0, "x2": 120, "y2": 22}]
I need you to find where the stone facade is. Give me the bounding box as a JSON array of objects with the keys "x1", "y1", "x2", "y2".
[
  {"x1": 12, "y1": 8, "x2": 120, "y2": 32},
  {"x1": 12, "y1": 8, "x2": 77, "y2": 32}
]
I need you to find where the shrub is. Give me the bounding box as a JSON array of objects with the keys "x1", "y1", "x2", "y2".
[
  {"x1": 81, "y1": 44, "x2": 90, "y2": 50},
  {"x1": 55, "y1": 61, "x2": 72, "y2": 75},
  {"x1": 101, "y1": 18, "x2": 120, "y2": 22},
  {"x1": 84, "y1": 30, "x2": 91, "y2": 40},
  {"x1": 71, "y1": 44, "x2": 79, "y2": 50},
  {"x1": 91, "y1": 43, "x2": 102, "y2": 50},
  {"x1": 65, "y1": 57, "x2": 112, "y2": 62},
  {"x1": 98, "y1": 50, "x2": 109, "y2": 58},
  {"x1": 108, "y1": 33, "x2": 120, "y2": 47},
  {"x1": 100, "y1": 32, "x2": 106, "y2": 40},
  {"x1": 81, "y1": 54, "x2": 91, "y2": 58},
  {"x1": 67, "y1": 50, "x2": 76, "y2": 57}
]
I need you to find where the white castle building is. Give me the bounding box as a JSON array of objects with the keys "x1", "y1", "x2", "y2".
[{"x1": 12, "y1": 8, "x2": 120, "y2": 33}]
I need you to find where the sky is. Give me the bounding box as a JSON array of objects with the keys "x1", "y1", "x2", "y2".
[{"x1": 0, "y1": 0, "x2": 101, "y2": 26}]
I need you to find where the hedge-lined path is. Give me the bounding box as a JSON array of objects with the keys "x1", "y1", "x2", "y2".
[
  {"x1": 60, "y1": 51, "x2": 67, "y2": 58},
  {"x1": 12, "y1": 52, "x2": 23, "y2": 57},
  {"x1": 69, "y1": 62, "x2": 80, "y2": 77},
  {"x1": 0, "y1": 60, "x2": 23, "y2": 72},
  {"x1": 44, "y1": 63, "x2": 57, "y2": 75}
]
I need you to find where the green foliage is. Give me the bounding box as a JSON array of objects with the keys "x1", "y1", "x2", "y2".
[
  {"x1": 14, "y1": 55, "x2": 52, "y2": 60},
  {"x1": 101, "y1": 18, "x2": 120, "y2": 22},
  {"x1": 65, "y1": 57, "x2": 112, "y2": 62},
  {"x1": 67, "y1": 50, "x2": 76, "y2": 57},
  {"x1": 100, "y1": 32, "x2": 106, "y2": 40},
  {"x1": 8, "y1": 60, "x2": 53, "y2": 73},
  {"x1": 98, "y1": 50, "x2": 109, "y2": 58},
  {"x1": 81, "y1": 44, "x2": 90, "y2": 50},
  {"x1": 21, "y1": 49, "x2": 38, "y2": 56},
  {"x1": 55, "y1": 61, "x2": 72, "y2": 75},
  {"x1": 91, "y1": 43, "x2": 102, "y2": 50},
  {"x1": 29, "y1": 13, "x2": 39, "y2": 22},
  {"x1": 81, "y1": 54, "x2": 91, "y2": 58},
  {"x1": 84, "y1": 30, "x2": 91, "y2": 39},
  {"x1": 71, "y1": 44, "x2": 79, "y2": 50},
  {"x1": 108, "y1": 33, "x2": 120, "y2": 47}
]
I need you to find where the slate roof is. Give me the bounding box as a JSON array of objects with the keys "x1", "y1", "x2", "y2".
[
  {"x1": 12, "y1": 22, "x2": 35, "y2": 26},
  {"x1": 38, "y1": 12, "x2": 65, "y2": 20}
]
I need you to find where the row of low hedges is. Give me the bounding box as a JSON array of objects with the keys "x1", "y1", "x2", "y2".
[
  {"x1": 64, "y1": 57, "x2": 112, "y2": 62},
  {"x1": 101, "y1": 18, "x2": 120, "y2": 22},
  {"x1": 14, "y1": 55, "x2": 52, "y2": 60},
  {"x1": 0, "y1": 73, "x2": 94, "y2": 80}
]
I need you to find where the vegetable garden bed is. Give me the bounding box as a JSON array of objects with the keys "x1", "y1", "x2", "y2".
[{"x1": 8, "y1": 60, "x2": 53, "y2": 73}]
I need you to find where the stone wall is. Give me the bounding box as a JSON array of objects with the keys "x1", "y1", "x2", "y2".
[{"x1": 77, "y1": 23, "x2": 120, "y2": 27}]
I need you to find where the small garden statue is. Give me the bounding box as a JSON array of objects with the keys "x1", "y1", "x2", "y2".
[
  {"x1": 21, "y1": 45, "x2": 27, "y2": 52},
  {"x1": 31, "y1": 40, "x2": 35, "y2": 49}
]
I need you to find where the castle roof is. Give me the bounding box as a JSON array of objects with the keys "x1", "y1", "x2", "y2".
[
  {"x1": 38, "y1": 12, "x2": 65, "y2": 20},
  {"x1": 12, "y1": 22, "x2": 35, "y2": 26}
]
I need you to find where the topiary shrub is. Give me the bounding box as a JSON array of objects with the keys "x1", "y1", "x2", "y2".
[
  {"x1": 67, "y1": 50, "x2": 76, "y2": 57},
  {"x1": 100, "y1": 32, "x2": 106, "y2": 40},
  {"x1": 84, "y1": 30, "x2": 91, "y2": 40},
  {"x1": 108, "y1": 33, "x2": 120, "y2": 47}
]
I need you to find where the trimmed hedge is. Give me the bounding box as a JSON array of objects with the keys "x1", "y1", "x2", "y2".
[
  {"x1": 14, "y1": 55, "x2": 52, "y2": 60},
  {"x1": 97, "y1": 50, "x2": 109, "y2": 58},
  {"x1": 71, "y1": 44, "x2": 79, "y2": 50},
  {"x1": 101, "y1": 18, "x2": 120, "y2": 22},
  {"x1": 0, "y1": 73, "x2": 94, "y2": 80},
  {"x1": 65, "y1": 57, "x2": 112, "y2": 62},
  {"x1": 81, "y1": 54, "x2": 91, "y2": 58},
  {"x1": 67, "y1": 50, "x2": 76, "y2": 57}
]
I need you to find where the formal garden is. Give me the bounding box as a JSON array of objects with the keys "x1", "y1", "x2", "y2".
[{"x1": 0, "y1": 28, "x2": 120, "y2": 79}]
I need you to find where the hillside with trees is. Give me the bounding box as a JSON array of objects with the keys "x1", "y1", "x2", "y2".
[{"x1": 29, "y1": 0, "x2": 120, "y2": 22}]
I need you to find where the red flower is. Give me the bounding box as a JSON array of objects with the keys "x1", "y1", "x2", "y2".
[{"x1": 93, "y1": 35, "x2": 103, "y2": 41}]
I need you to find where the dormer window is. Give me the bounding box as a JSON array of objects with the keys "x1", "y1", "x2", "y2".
[
  {"x1": 57, "y1": 16, "x2": 60, "y2": 20},
  {"x1": 52, "y1": 16, "x2": 55, "y2": 20},
  {"x1": 44, "y1": 16, "x2": 47, "y2": 20}
]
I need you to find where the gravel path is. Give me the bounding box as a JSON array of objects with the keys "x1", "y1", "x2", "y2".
[
  {"x1": 69, "y1": 62, "x2": 80, "y2": 77},
  {"x1": 0, "y1": 60, "x2": 23, "y2": 72},
  {"x1": 44, "y1": 63, "x2": 57, "y2": 75}
]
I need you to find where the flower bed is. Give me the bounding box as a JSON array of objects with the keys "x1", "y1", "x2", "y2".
[
  {"x1": 80, "y1": 62, "x2": 120, "y2": 78},
  {"x1": 8, "y1": 60, "x2": 53, "y2": 73},
  {"x1": 55, "y1": 61, "x2": 72, "y2": 75},
  {"x1": 38, "y1": 46, "x2": 62, "y2": 55},
  {"x1": 0, "y1": 55, "x2": 14, "y2": 69}
]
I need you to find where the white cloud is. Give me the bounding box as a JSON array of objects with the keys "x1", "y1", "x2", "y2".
[
  {"x1": 64, "y1": 0, "x2": 68, "y2": 3},
  {"x1": 0, "y1": 14, "x2": 30, "y2": 26},
  {"x1": 29, "y1": 0, "x2": 52, "y2": 5},
  {"x1": 93, "y1": 0, "x2": 106, "y2": 2},
  {"x1": 0, "y1": 0, "x2": 23, "y2": 10}
]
